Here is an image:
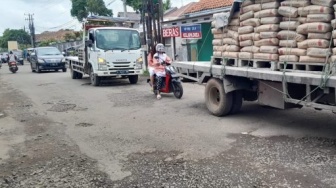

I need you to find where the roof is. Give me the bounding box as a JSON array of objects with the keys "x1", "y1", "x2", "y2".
[
  {"x1": 164, "y1": 2, "x2": 197, "y2": 21},
  {"x1": 117, "y1": 12, "x2": 141, "y2": 21},
  {"x1": 185, "y1": 0, "x2": 233, "y2": 14}
]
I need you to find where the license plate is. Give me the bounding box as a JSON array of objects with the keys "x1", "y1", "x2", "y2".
[{"x1": 117, "y1": 70, "x2": 129, "y2": 74}]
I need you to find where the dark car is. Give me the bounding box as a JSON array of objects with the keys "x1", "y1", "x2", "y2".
[{"x1": 30, "y1": 47, "x2": 67, "y2": 73}]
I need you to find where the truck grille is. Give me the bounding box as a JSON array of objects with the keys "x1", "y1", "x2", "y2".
[{"x1": 109, "y1": 62, "x2": 131, "y2": 68}]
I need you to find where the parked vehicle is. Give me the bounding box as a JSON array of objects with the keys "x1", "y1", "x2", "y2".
[
  {"x1": 30, "y1": 47, "x2": 67, "y2": 73},
  {"x1": 12, "y1": 50, "x2": 24, "y2": 65},
  {"x1": 65, "y1": 16, "x2": 143, "y2": 86},
  {"x1": 8, "y1": 61, "x2": 18, "y2": 73},
  {"x1": 1, "y1": 53, "x2": 8, "y2": 64},
  {"x1": 147, "y1": 60, "x2": 183, "y2": 99}
]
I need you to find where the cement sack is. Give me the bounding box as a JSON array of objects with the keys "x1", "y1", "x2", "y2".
[
  {"x1": 212, "y1": 28, "x2": 224, "y2": 34},
  {"x1": 329, "y1": 55, "x2": 336, "y2": 63},
  {"x1": 223, "y1": 52, "x2": 239, "y2": 58},
  {"x1": 279, "y1": 55, "x2": 299, "y2": 62},
  {"x1": 331, "y1": 19, "x2": 336, "y2": 28},
  {"x1": 260, "y1": 46, "x2": 279, "y2": 54},
  {"x1": 228, "y1": 30, "x2": 239, "y2": 40},
  {"x1": 279, "y1": 21, "x2": 301, "y2": 30},
  {"x1": 223, "y1": 38, "x2": 239, "y2": 45},
  {"x1": 260, "y1": 17, "x2": 281, "y2": 24},
  {"x1": 212, "y1": 39, "x2": 223, "y2": 46},
  {"x1": 281, "y1": 0, "x2": 310, "y2": 8},
  {"x1": 297, "y1": 39, "x2": 329, "y2": 48},
  {"x1": 239, "y1": 52, "x2": 254, "y2": 59},
  {"x1": 211, "y1": 21, "x2": 216, "y2": 27},
  {"x1": 278, "y1": 7, "x2": 298, "y2": 17},
  {"x1": 254, "y1": 38, "x2": 279, "y2": 47},
  {"x1": 307, "y1": 14, "x2": 333, "y2": 23},
  {"x1": 261, "y1": 2, "x2": 280, "y2": 9},
  {"x1": 214, "y1": 33, "x2": 229, "y2": 39},
  {"x1": 229, "y1": 19, "x2": 240, "y2": 26},
  {"x1": 240, "y1": 11, "x2": 254, "y2": 22},
  {"x1": 213, "y1": 51, "x2": 222, "y2": 57},
  {"x1": 297, "y1": 23, "x2": 331, "y2": 34},
  {"x1": 333, "y1": 30, "x2": 336, "y2": 38},
  {"x1": 213, "y1": 46, "x2": 226, "y2": 51},
  {"x1": 241, "y1": 4, "x2": 262, "y2": 14},
  {"x1": 301, "y1": 5, "x2": 333, "y2": 15},
  {"x1": 238, "y1": 26, "x2": 254, "y2": 34},
  {"x1": 277, "y1": 31, "x2": 306, "y2": 42},
  {"x1": 311, "y1": 0, "x2": 333, "y2": 7},
  {"x1": 278, "y1": 48, "x2": 307, "y2": 56},
  {"x1": 260, "y1": 32, "x2": 278, "y2": 39},
  {"x1": 299, "y1": 56, "x2": 326, "y2": 63},
  {"x1": 241, "y1": 46, "x2": 260, "y2": 53},
  {"x1": 239, "y1": 33, "x2": 260, "y2": 41},
  {"x1": 282, "y1": 17, "x2": 308, "y2": 23},
  {"x1": 307, "y1": 32, "x2": 331, "y2": 40},
  {"x1": 333, "y1": 47, "x2": 336, "y2": 55},
  {"x1": 242, "y1": 0, "x2": 254, "y2": 7},
  {"x1": 227, "y1": 26, "x2": 239, "y2": 32},
  {"x1": 298, "y1": 17, "x2": 308, "y2": 24},
  {"x1": 307, "y1": 48, "x2": 331, "y2": 57},
  {"x1": 254, "y1": 9, "x2": 279, "y2": 18},
  {"x1": 240, "y1": 18, "x2": 261, "y2": 27},
  {"x1": 226, "y1": 45, "x2": 241, "y2": 52},
  {"x1": 255, "y1": 24, "x2": 279, "y2": 33},
  {"x1": 240, "y1": 40, "x2": 254, "y2": 47},
  {"x1": 279, "y1": 40, "x2": 298, "y2": 47},
  {"x1": 253, "y1": 53, "x2": 279, "y2": 61}
]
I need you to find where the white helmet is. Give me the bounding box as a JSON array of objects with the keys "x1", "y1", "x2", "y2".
[{"x1": 156, "y1": 43, "x2": 165, "y2": 53}]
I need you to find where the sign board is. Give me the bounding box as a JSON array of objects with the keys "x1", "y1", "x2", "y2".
[
  {"x1": 162, "y1": 27, "x2": 180, "y2": 38},
  {"x1": 181, "y1": 24, "x2": 202, "y2": 39}
]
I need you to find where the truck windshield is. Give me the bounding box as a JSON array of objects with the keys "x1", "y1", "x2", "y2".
[{"x1": 95, "y1": 29, "x2": 141, "y2": 51}]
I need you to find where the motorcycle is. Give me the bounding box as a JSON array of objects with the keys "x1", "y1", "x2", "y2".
[
  {"x1": 147, "y1": 61, "x2": 183, "y2": 99},
  {"x1": 8, "y1": 61, "x2": 18, "y2": 73}
]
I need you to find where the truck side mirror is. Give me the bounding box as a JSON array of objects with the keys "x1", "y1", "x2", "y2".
[{"x1": 85, "y1": 40, "x2": 93, "y2": 47}]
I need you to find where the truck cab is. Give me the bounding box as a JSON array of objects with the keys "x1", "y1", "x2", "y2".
[{"x1": 67, "y1": 16, "x2": 143, "y2": 86}]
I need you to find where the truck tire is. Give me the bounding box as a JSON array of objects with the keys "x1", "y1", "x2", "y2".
[
  {"x1": 90, "y1": 67, "x2": 100, "y2": 86},
  {"x1": 129, "y1": 75, "x2": 138, "y2": 84},
  {"x1": 230, "y1": 90, "x2": 243, "y2": 115},
  {"x1": 205, "y1": 78, "x2": 233, "y2": 117},
  {"x1": 77, "y1": 72, "x2": 83, "y2": 79},
  {"x1": 71, "y1": 67, "x2": 77, "y2": 79}
]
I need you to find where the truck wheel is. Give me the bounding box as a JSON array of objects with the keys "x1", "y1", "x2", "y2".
[
  {"x1": 77, "y1": 72, "x2": 83, "y2": 79},
  {"x1": 230, "y1": 90, "x2": 243, "y2": 115},
  {"x1": 205, "y1": 78, "x2": 233, "y2": 116},
  {"x1": 62, "y1": 68, "x2": 67, "y2": 72},
  {"x1": 173, "y1": 82, "x2": 183, "y2": 99},
  {"x1": 90, "y1": 67, "x2": 100, "y2": 86},
  {"x1": 71, "y1": 67, "x2": 77, "y2": 79},
  {"x1": 129, "y1": 75, "x2": 138, "y2": 84}
]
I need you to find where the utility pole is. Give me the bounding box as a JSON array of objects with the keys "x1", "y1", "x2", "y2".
[
  {"x1": 123, "y1": 0, "x2": 127, "y2": 17},
  {"x1": 25, "y1": 13, "x2": 36, "y2": 48}
]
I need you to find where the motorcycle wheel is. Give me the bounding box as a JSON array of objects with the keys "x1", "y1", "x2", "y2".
[{"x1": 173, "y1": 82, "x2": 183, "y2": 99}]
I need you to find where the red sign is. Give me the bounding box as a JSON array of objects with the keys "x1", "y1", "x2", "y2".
[{"x1": 162, "y1": 27, "x2": 180, "y2": 38}]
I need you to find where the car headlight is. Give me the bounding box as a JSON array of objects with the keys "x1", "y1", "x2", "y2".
[
  {"x1": 38, "y1": 59, "x2": 45, "y2": 63},
  {"x1": 98, "y1": 57, "x2": 106, "y2": 64}
]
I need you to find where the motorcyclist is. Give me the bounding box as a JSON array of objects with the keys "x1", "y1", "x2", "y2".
[
  {"x1": 7, "y1": 51, "x2": 17, "y2": 66},
  {"x1": 152, "y1": 43, "x2": 172, "y2": 100}
]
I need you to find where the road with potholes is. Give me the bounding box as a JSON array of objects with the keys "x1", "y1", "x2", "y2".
[{"x1": 0, "y1": 63, "x2": 336, "y2": 187}]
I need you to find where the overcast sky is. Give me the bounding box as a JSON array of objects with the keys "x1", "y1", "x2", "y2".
[{"x1": 0, "y1": 0, "x2": 198, "y2": 35}]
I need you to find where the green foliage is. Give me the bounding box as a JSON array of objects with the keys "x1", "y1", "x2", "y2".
[
  {"x1": 125, "y1": 0, "x2": 172, "y2": 12},
  {"x1": 64, "y1": 33, "x2": 76, "y2": 41},
  {"x1": 70, "y1": 0, "x2": 113, "y2": 22},
  {"x1": 39, "y1": 39, "x2": 56, "y2": 47},
  {"x1": 0, "y1": 29, "x2": 31, "y2": 49}
]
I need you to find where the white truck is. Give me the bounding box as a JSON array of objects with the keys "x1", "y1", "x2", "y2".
[
  {"x1": 65, "y1": 16, "x2": 143, "y2": 86},
  {"x1": 173, "y1": 1, "x2": 336, "y2": 116}
]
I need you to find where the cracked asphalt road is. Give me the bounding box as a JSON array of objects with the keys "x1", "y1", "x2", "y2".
[{"x1": 0, "y1": 64, "x2": 336, "y2": 187}]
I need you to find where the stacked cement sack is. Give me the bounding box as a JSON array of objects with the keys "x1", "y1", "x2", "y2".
[
  {"x1": 330, "y1": 4, "x2": 336, "y2": 63},
  {"x1": 277, "y1": 0, "x2": 309, "y2": 62},
  {"x1": 248, "y1": 0, "x2": 281, "y2": 61},
  {"x1": 212, "y1": 12, "x2": 240, "y2": 58}
]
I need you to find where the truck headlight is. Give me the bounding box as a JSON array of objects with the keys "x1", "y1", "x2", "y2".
[
  {"x1": 98, "y1": 57, "x2": 106, "y2": 64},
  {"x1": 136, "y1": 57, "x2": 143, "y2": 64}
]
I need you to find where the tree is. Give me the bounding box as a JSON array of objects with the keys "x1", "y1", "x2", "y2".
[
  {"x1": 0, "y1": 29, "x2": 31, "y2": 49},
  {"x1": 125, "y1": 0, "x2": 171, "y2": 12},
  {"x1": 70, "y1": 0, "x2": 113, "y2": 22},
  {"x1": 39, "y1": 39, "x2": 56, "y2": 47}
]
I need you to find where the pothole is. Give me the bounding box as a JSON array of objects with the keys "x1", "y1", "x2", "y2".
[
  {"x1": 47, "y1": 104, "x2": 77, "y2": 112},
  {"x1": 75, "y1": 123, "x2": 93, "y2": 127}
]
